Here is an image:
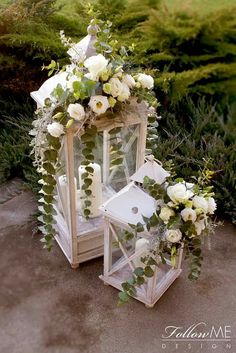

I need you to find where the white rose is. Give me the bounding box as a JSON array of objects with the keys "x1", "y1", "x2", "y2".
[
  {"x1": 117, "y1": 83, "x2": 130, "y2": 102},
  {"x1": 67, "y1": 103, "x2": 85, "y2": 121},
  {"x1": 137, "y1": 73, "x2": 154, "y2": 89},
  {"x1": 159, "y1": 207, "x2": 175, "y2": 223},
  {"x1": 165, "y1": 229, "x2": 182, "y2": 243},
  {"x1": 109, "y1": 77, "x2": 124, "y2": 97},
  {"x1": 181, "y1": 208, "x2": 197, "y2": 222},
  {"x1": 194, "y1": 219, "x2": 206, "y2": 236},
  {"x1": 192, "y1": 196, "x2": 209, "y2": 213},
  {"x1": 84, "y1": 54, "x2": 108, "y2": 81},
  {"x1": 207, "y1": 197, "x2": 217, "y2": 214},
  {"x1": 84, "y1": 72, "x2": 94, "y2": 81},
  {"x1": 122, "y1": 74, "x2": 135, "y2": 88},
  {"x1": 167, "y1": 183, "x2": 193, "y2": 204},
  {"x1": 88, "y1": 95, "x2": 110, "y2": 115},
  {"x1": 47, "y1": 122, "x2": 64, "y2": 138}
]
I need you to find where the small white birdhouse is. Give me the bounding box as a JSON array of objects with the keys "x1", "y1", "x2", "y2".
[{"x1": 99, "y1": 158, "x2": 184, "y2": 308}]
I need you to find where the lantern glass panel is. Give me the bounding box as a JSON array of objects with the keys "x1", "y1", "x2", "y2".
[
  {"x1": 56, "y1": 139, "x2": 70, "y2": 224},
  {"x1": 73, "y1": 132, "x2": 103, "y2": 190},
  {"x1": 54, "y1": 140, "x2": 73, "y2": 259},
  {"x1": 106, "y1": 123, "x2": 139, "y2": 192}
]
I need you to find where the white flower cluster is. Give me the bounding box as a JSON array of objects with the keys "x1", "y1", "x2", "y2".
[
  {"x1": 46, "y1": 54, "x2": 155, "y2": 138},
  {"x1": 157, "y1": 181, "x2": 217, "y2": 243},
  {"x1": 51, "y1": 54, "x2": 154, "y2": 127}
]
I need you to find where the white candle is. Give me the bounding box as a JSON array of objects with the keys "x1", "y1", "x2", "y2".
[
  {"x1": 78, "y1": 162, "x2": 102, "y2": 218},
  {"x1": 134, "y1": 238, "x2": 149, "y2": 268},
  {"x1": 58, "y1": 175, "x2": 77, "y2": 216}
]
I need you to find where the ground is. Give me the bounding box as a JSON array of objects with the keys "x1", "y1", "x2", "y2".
[{"x1": 0, "y1": 179, "x2": 236, "y2": 353}]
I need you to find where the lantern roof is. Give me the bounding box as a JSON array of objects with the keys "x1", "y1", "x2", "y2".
[
  {"x1": 100, "y1": 157, "x2": 169, "y2": 226},
  {"x1": 100, "y1": 183, "x2": 156, "y2": 227},
  {"x1": 30, "y1": 25, "x2": 98, "y2": 106},
  {"x1": 130, "y1": 155, "x2": 170, "y2": 185}
]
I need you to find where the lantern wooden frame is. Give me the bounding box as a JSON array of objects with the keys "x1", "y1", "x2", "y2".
[
  {"x1": 99, "y1": 180, "x2": 184, "y2": 308},
  {"x1": 100, "y1": 216, "x2": 184, "y2": 308},
  {"x1": 53, "y1": 101, "x2": 148, "y2": 268}
]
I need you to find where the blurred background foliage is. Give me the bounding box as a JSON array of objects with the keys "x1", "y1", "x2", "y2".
[{"x1": 0, "y1": 0, "x2": 235, "y2": 222}]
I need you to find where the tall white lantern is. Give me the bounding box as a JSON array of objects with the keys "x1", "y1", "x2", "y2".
[
  {"x1": 99, "y1": 159, "x2": 184, "y2": 308},
  {"x1": 30, "y1": 27, "x2": 149, "y2": 268},
  {"x1": 55, "y1": 102, "x2": 148, "y2": 268}
]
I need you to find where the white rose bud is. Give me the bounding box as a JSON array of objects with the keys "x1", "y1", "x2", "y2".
[
  {"x1": 88, "y1": 95, "x2": 110, "y2": 115},
  {"x1": 165, "y1": 229, "x2": 182, "y2": 243},
  {"x1": 181, "y1": 207, "x2": 197, "y2": 222},
  {"x1": 192, "y1": 196, "x2": 209, "y2": 213},
  {"x1": 137, "y1": 73, "x2": 154, "y2": 89},
  {"x1": 194, "y1": 219, "x2": 206, "y2": 236},
  {"x1": 84, "y1": 54, "x2": 108, "y2": 81},
  {"x1": 207, "y1": 197, "x2": 217, "y2": 214},
  {"x1": 122, "y1": 74, "x2": 135, "y2": 88},
  {"x1": 109, "y1": 77, "x2": 124, "y2": 97},
  {"x1": 117, "y1": 83, "x2": 130, "y2": 102},
  {"x1": 167, "y1": 183, "x2": 193, "y2": 204},
  {"x1": 100, "y1": 69, "x2": 109, "y2": 81},
  {"x1": 67, "y1": 103, "x2": 85, "y2": 121},
  {"x1": 159, "y1": 207, "x2": 175, "y2": 223},
  {"x1": 103, "y1": 83, "x2": 111, "y2": 94},
  {"x1": 47, "y1": 122, "x2": 64, "y2": 138},
  {"x1": 108, "y1": 96, "x2": 116, "y2": 108}
]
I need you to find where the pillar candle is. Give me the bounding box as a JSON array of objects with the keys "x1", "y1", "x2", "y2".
[
  {"x1": 58, "y1": 175, "x2": 77, "y2": 216},
  {"x1": 134, "y1": 238, "x2": 149, "y2": 268},
  {"x1": 78, "y1": 162, "x2": 102, "y2": 218}
]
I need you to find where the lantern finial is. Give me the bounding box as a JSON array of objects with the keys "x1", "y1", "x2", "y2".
[{"x1": 67, "y1": 20, "x2": 98, "y2": 60}]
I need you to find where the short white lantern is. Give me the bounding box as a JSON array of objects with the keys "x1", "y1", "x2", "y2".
[{"x1": 99, "y1": 158, "x2": 184, "y2": 308}]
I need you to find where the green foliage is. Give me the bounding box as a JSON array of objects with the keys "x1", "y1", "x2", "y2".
[
  {"x1": 80, "y1": 125, "x2": 97, "y2": 219},
  {"x1": 0, "y1": 102, "x2": 39, "y2": 190},
  {"x1": 2, "y1": 0, "x2": 59, "y2": 21},
  {"x1": 134, "y1": 5, "x2": 236, "y2": 103},
  {"x1": 0, "y1": 0, "x2": 86, "y2": 98},
  {"x1": 152, "y1": 97, "x2": 236, "y2": 223}
]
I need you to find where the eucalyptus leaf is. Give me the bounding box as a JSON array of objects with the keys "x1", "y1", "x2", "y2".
[
  {"x1": 144, "y1": 266, "x2": 154, "y2": 278},
  {"x1": 134, "y1": 267, "x2": 144, "y2": 276},
  {"x1": 44, "y1": 149, "x2": 58, "y2": 162},
  {"x1": 43, "y1": 162, "x2": 55, "y2": 174},
  {"x1": 118, "y1": 291, "x2": 129, "y2": 302}
]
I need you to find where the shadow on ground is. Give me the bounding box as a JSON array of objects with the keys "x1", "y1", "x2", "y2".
[{"x1": 0, "y1": 180, "x2": 235, "y2": 353}]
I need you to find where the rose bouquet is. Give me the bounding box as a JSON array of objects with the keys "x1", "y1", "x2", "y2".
[{"x1": 118, "y1": 162, "x2": 218, "y2": 304}]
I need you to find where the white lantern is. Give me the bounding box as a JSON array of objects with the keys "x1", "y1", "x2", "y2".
[
  {"x1": 30, "y1": 27, "x2": 149, "y2": 268},
  {"x1": 99, "y1": 159, "x2": 184, "y2": 308}
]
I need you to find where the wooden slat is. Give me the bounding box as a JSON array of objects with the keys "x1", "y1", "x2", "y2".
[{"x1": 64, "y1": 129, "x2": 78, "y2": 265}]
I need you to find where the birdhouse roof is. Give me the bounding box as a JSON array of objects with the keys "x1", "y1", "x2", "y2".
[
  {"x1": 130, "y1": 156, "x2": 170, "y2": 184},
  {"x1": 100, "y1": 182, "x2": 156, "y2": 228}
]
